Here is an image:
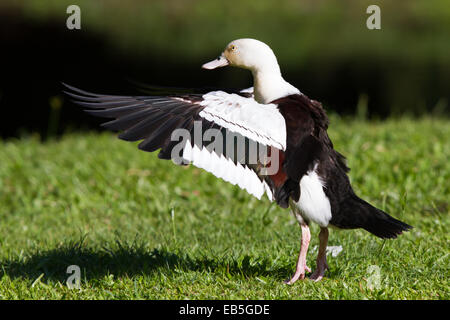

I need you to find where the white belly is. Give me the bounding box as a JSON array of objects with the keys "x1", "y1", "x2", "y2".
[{"x1": 294, "y1": 168, "x2": 332, "y2": 227}]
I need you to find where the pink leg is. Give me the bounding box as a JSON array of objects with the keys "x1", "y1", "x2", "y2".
[
  {"x1": 310, "y1": 227, "x2": 329, "y2": 281},
  {"x1": 285, "y1": 223, "x2": 311, "y2": 285}
]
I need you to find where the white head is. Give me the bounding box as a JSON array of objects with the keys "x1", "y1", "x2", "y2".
[
  {"x1": 202, "y1": 38, "x2": 281, "y2": 75},
  {"x1": 202, "y1": 38, "x2": 299, "y2": 103}
]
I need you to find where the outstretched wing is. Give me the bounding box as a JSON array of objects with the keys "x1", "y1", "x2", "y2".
[{"x1": 63, "y1": 84, "x2": 286, "y2": 200}]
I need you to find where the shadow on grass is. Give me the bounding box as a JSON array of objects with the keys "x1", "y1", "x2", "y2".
[{"x1": 0, "y1": 239, "x2": 292, "y2": 283}]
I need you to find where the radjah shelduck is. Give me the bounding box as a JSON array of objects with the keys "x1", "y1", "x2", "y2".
[{"x1": 65, "y1": 38, "x2": 412, "y2": 283}]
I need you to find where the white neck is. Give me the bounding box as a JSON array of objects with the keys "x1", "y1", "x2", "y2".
[{"x1": 251, "y1": 68, "x2": 300, "y2": 104}]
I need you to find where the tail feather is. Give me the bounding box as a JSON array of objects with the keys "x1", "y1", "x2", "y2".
[
  {"x1": 332, "y1": 194, "x2": 413, "y2": 239},
  {"x1": 363, "y1": 208, "x2": 412, "y2": 239}
]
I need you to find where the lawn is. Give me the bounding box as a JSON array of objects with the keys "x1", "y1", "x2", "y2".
[{"x1": 0, "y1": 116, "x2": 448, "y2": 299}]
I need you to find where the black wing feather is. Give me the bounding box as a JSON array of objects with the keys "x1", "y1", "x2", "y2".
[
  {"x1": 138, "y1": 116, "x2": 186, "y2": 153},
  {"x1": 118, "y1": 112, "x2": 170, "y2": 142}
]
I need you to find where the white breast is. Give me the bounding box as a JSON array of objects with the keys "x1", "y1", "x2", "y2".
[{"x1": 294, "y1": 166, "x2": 332, "y2": 227}]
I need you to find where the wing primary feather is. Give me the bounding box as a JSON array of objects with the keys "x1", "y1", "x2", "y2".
[
  {"x1": 62, "y1": 83, "x2": 130, "y2": 99},
  {"x1": 70, "y1": 99, "x2": 142, "y2": 108},
  {"x1": 101, "y1": 109, "x2": 162, "y2": 131},
  {"x1": 63, "y1": 91, "x2": 133, "y2": 103},
  {"x1": 85, "y1": 103, "x2": 152, "y2": 118},
  {"x1": 138, "y1": 116, "x2": 185, "y2": 152},
  {"x1": 118, "y1": 113, "x2": 169, "y2": 141}
]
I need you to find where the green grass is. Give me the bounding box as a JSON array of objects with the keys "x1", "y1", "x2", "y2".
[{"x1": 0, "y1": 116, "x2": 448, "y2": 299}]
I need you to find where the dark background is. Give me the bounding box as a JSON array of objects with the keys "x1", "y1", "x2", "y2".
[{"x1": 1, "y1": 0, "x2": 449, "y2": 139}]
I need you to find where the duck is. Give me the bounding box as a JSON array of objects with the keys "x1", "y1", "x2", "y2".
[{"x1": 64, "y1": 38, "x2": 412, "y2": 283}]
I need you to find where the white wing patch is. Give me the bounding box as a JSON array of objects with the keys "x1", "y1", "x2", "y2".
[
  {"x1": 182, "y1": 140, "x2": 273, "y2": 200},
  {"x1": 199, "y1": 91, "x2": 286, "y2": 150}
]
